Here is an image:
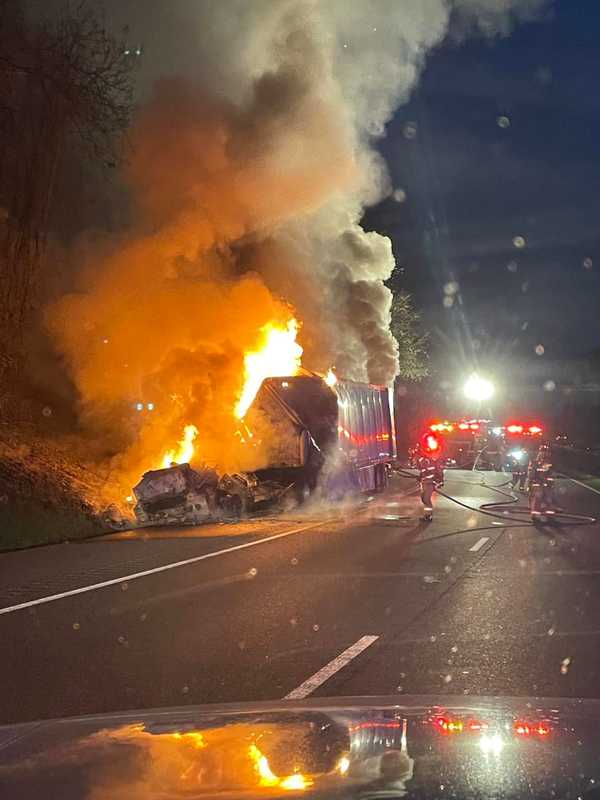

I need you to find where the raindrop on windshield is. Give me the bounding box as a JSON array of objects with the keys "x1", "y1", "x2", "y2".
[
  {"x1": 513, "y1": 235, "x2": 526, "y2": 248},
  {"x1": 403, "y1": 121, "x2": 418, "y2": 139}
]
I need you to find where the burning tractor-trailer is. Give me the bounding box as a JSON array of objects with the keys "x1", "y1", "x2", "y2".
[{"x1": 132, "y1": 372, "x2": 396, "y2": 525}]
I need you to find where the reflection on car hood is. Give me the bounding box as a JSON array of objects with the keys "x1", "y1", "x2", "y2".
[{"x1": 1, "y1": 695, "x2": 600, "y2": 799}]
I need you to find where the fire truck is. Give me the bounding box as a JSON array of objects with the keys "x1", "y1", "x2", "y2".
[{"x1": 411, "y1": 419, "x2": 544, "y2": 471}]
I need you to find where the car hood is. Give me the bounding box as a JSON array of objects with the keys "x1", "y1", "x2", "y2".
[{"x1": 1, "y1": 695, "x2": 599, "y2": 799}]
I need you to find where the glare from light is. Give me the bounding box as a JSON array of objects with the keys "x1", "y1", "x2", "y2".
[
  {"x1": 479, "y1": 733, "x2": 504, "y2": 756},
  {"x1": 325, "y1": 368, "x2": 337, "y2": 387},
  {"x1": 280, "y1": 774, "x2": 312, "y2": 791},
  {"x1": 509, "y1": 449, "x2": 525, "y2": 462},
  {"x1": 492, "y1": 427, "x2": 502, "y2": 436},
  {"x1": 463, "y1": 374, "x2": 494, "y2": 402},
  {"x1": 337, "y1": 756, "x2": 350, "y2": 775}
]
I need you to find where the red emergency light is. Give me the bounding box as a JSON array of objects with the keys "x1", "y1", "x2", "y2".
[
  {"x1": 514, "y1": 721, "x2": 551, "y2": 736},
  {"x1": 529, "y1": 425, "x2": 543, "y2": 435},
  {"x1": 458, "y1": 422, "x2": 469, "y2": 431},
  {"x1": 433, "y1": 717, "x2": 551, "y2": 737},
  {"x1": 425, "y1": 434, "x2": 440, "y2": 452},
  {"x1": 506, "y1": 424, "x2": 524, "y2": 434},
  {"x1": 433, "y1": 717, "x2": 463, "y2": 734}
]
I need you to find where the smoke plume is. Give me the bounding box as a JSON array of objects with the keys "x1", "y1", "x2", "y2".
[{"x1": 46, "y1": 0, "x2": 548, "y2": 486}]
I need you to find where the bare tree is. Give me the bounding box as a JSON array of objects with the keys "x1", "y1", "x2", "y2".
[
  {"x1": 390, "y1": 289, "x2": 429, "y2": 381},
  {"x1": 0, "y1": 1, "x2": 132, "y2": 360}
]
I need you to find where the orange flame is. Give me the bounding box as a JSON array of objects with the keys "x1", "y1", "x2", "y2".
[
  {"x1": 160, "y1": 424, "x2": 198, "y2": 468},
  {"x1": 248, "y1": 743, "x2": 311, "y2": 791},
  {"x1": 235, "y1": 319, "x2": 303, "y2": 419}
]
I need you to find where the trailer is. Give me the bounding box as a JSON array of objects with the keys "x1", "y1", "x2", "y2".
[{"x1": 246, "y1": 373, "x2": 396, "y2": 496}]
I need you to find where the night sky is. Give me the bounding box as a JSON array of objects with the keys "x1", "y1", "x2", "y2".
[{"x1": 367, "y1": 0, "x2": 600, "y2": 383}]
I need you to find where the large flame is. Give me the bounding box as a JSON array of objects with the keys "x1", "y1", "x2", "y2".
[
  {"x1": 160, "y1": 424, "x2": 198, "y2": 469},
  {"x1": 235, "y1": 319, "x2": 303, "y2": 419}
]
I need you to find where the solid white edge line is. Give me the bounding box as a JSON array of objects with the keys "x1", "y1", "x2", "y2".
[
  {"x1": 284, "y1": 635, "x2": 379, "y2": 700},
  {"x1": 0, "y1": 521, "x2": 326, "y2": 616},
  {"x1": 565, "y1": 476, "x2": 600, "y2": 497},
  {"x1": 469, "y1": 536, "x2": 489, "y2": 552}
]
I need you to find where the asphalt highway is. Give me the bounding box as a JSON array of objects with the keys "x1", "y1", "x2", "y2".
[{"x1": 1, "y1": 469, "x2": 600, "y2": 724}]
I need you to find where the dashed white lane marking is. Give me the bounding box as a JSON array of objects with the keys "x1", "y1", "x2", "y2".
[
  {"x1": 284, "y1": 635, "x2": 379, "y2": 699},
  {"x1": 469, "y1": 536, "x2": 489, "y2": 552},
  {"x1": 0, "y1": 521, "x2": 326, "y2": 617}
]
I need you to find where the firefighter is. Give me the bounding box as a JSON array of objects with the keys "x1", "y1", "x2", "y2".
[
  {"x1": 417, "y1": 434, "x2": 445, "y2": 521},
  {"x1": 506, "y1": 447, "x2": 528, "y2": 491},
  {"x1": 528, "y1": 443, "x2": 555, "y2": 521}
]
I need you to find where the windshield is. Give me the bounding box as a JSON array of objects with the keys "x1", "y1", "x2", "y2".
[{"x1": 2, "y1": 0, "x2": 600, "y2": 796}]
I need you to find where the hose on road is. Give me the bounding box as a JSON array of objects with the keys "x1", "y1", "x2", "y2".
[{"x1": 395, "y1": 467, "x2": 597, "y2": 527}]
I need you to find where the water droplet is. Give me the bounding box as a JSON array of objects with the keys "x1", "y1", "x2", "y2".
[
  {"x1": 444, "y1": 281, "x2": 459, "y2": 295},
  {"x1": 497, "y1": 115, "x2": 510, "y2": 128},
  {"x1": 182, "y1": 685, "x2": 189, "y2": 694},
  {"x1": 72, "y1": 622, "x2": 80, "y2": 631},
  {"x1": 392, "y1": 188, "x2": 407, "y2": 203},
  {"x1": 443, "y1": 296, "x2": 454, "y2": 309},
  {"x1": 248, "y1": 567, "x2": 258, "y2": 577},
  {"x1": 430, "y1": 635, "x2": 437, "y2": 643},
  {"x1": 561, "y1": 657, "x2": 571, "y2": 675},
  {"x1": 548, "y1": 626, "x2": 556, "y2": 636},
  {"x1": 535, "y1": 344, "x2": 545, "y2": 356},
  {"x1": 444, "y1": 565, "x2": 452, "y2": 574},
  {"x1": 42, "y1": 406, "x2": 52, "y2": 417},
  {"x1": 121, "y1": 582, "x2": 128, "y2": 591},
  {"x1": 451, "y1": 645, "x2": 458, "y2": 653},
  {"x1": 544, "y1": 380, "x2": 556, "y2": 392},
  {"x1": 443, "y1": 674, "x2": 453, "y2": 684},
  {"x1": 290, "y1": 618, "x2": 297, "y2": 626},
  {"x1": 238, "y1": 640, "x2": 246, "y2": 650},
  {"x1": 140, "y1": 613, "x2": 147, "y2": 621},
  {"x1": 291, "y1": 557, "x2": 298, "y2": 565},
  {"x1": 403, "y1": 121, "x2": 418, "y2": 139},
  {"x1": 396, "y1": 685, "x2": 404, "y2": 692},
  {"x1": 312, "y1": 624, "x2": 320, "y2": 632},
  {"x1": 513, "y1": 235, "x2": 526, "y2": 248},
  {"x1": 521, "y1": 281, "x2": 529, "y2": 293},
  {"x1": 507, "y1": 260, "x2": 518, "y2": 272},
  {"x1": 117, "y1": 635, "x2": 126, "y2": 644},
  {"x1": 423, "y1": 575, "x2": 440, "y2": 584}
]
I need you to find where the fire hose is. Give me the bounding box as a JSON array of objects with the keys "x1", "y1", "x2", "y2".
[{"x1": 396, "y1": 468, "x2": 597, "y2": 527}]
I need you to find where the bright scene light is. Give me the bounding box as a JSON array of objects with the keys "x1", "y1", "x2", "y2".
[
  {"x1": 479, "y1": 733, "x2": 504, "y2": 756},
  {"x1": 464, "y1": 374, "x2": 494, "y2": 402}
]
